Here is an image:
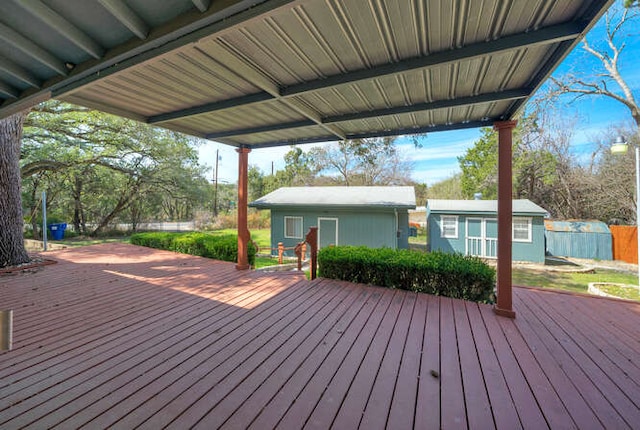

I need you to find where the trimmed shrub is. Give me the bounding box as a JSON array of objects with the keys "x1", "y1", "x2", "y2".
[
  {"x1": 318, "y1": 246, "x2": 495, "y2": 303},
  {"x1": 130, "y1": 232, "x2": 256, "y2": 266}
]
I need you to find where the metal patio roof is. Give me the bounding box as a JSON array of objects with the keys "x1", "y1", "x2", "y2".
[{"x1": 0, "y1": 0, "x2": 612, "y2": 147}]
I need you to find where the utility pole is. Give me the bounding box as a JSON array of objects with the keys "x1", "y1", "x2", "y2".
[{"x1": 213, "y1": 149, "x2": 219, "y2": 216}]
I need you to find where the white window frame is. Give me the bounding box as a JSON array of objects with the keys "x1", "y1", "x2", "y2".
[
  {"x1": 440, "y1": 215, "x2": 458, "y2": 239},
  {"x1": 284, "y1": 216, "x2": 303, "y2": 239},
  {"x1": 512, "y1": 217, "x2": 532, "y2": 242}
]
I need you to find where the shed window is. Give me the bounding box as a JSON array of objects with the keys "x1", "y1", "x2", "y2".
[
  {"x1": 513, "y1": 217, "x2": 532, "y2": 242},
  {"x1": 441, "y1": 216, "x2": 458, "y2": 238},
  {"x1": 284, "y1": 216, "x2": 303, "y2": 239}
]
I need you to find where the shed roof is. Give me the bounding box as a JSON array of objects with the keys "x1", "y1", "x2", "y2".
[
  {"x1": 427, "y1": 199, "x2": 548, "y2": 216},
  {"x1": 544, "y1": 220, "x2": 611, "y2": 233},
  {"x1": 250, "y1": 186, "x2": 416, "y2": 209},
  {"x1": 0, "y1": 0, "x2": 612, "y2": 148}
]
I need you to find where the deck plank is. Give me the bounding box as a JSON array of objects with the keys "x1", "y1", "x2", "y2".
[
  {"x1": 413, "y1": 293, "x2": 441, "y2": 430},
  {"x1": 1, "y1": 244, "x2": 639, "y2": 430},
  {"x1": 452, "y1": 299, "x2": 494, "y2": 429}
]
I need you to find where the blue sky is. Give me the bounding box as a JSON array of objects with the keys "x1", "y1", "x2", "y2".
[{"x1": 199, "y1": 3, "x2": 639, "y2": 186}]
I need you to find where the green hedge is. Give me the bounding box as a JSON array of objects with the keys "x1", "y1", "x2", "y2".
[
  {"x1": 318, "y1": 246, "x2": 495, "y2": 303},
  {"x1": 130, "y1": 232, "x2": 256, "y2": 266}
]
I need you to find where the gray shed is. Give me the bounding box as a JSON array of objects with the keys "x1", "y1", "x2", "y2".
[
  {"x1": 544, "y1": 220, "x2": 613, "y2": 260},
  {"x1": 250, "y1": 186, "x2": 416, "y2": 254}
]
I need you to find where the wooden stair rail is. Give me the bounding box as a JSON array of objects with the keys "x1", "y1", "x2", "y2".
[{"x1": 305, "y1": 227, "x2": 318, "y2": 280}]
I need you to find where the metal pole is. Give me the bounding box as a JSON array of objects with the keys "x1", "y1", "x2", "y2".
[
  {"x1": 636, "y1": 146, "x2": 640, "y2": 292},
  {"x1": 42, "y1": 190, "x2": 47, "y2": 251}
]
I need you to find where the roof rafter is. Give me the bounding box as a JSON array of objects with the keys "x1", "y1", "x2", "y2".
[
  {"x1": 0, "y1": 55, "x2": 41, "y2": 87},
  {"x1": 98, "y1": 0, "x2": 150, "y2": 39},
  {"x1": 16, "y1": 0, "x2": 105, "y2": 59},
  {"x1": 0, "y1": 22, "x2": 67, "y2": 75},
  {"x1": 0, "y1": 81, "x2": 19, "y2": 99},
  {"x1": 204, "y1": 88, "x2": 529, "y2": 139}
]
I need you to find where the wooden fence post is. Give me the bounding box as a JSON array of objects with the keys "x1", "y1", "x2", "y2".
[
  {"x1": 305, "y1": 227, "x2": 318, "y2": 280},
  {"x1": 277, "y1": 242, "x2": 284, "y2": 264}
]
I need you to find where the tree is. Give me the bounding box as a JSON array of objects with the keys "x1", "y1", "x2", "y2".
[
  {"x1": 427, "y1": 174, "x2": 464, "y2": 199},
  {"x1": 21, "y1": 101, "x2": 208, "y2": 236},
  {"x1": 0, "y1": 111, "x2": 30, "y2": 267},
  {"x1": 548, "y1": 6, "x2": 639, "y2": 127},
  {"x1": 309, "y1": 138, "x2": 412, "y2": 186}
]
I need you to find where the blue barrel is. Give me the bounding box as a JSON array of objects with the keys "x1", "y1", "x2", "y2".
[{"x1": 48, "y1": 223, "x2": 67, "y2": 240}]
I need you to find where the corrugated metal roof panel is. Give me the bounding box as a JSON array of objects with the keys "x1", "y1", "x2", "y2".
[
  {"x1": 427, "y1": 199, "x2": 548, "y2": 215},
  {"x1": 1, "y1": 0, "x2": 612, "y2": 148},
  {"x1": 544, "y1": 220, "x2": 612, "y2": 233},
  {"x1": 250, "y1": 186, "x2": 417, "y2": 209}
]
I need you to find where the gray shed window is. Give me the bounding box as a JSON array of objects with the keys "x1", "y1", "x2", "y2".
[{"x1": 284, "y1": 216, "x2": 303, "y2": 239}]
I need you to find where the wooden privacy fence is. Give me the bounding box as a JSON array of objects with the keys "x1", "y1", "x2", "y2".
[{"x1": 609, "y1": 225, "x2": 638, "y2": 264}]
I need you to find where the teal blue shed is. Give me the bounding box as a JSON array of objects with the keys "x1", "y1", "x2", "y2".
[
  {"x1": 250, "y1": 186, "x2": 416, "y2": 255},
  {"x1": 426, "y1": 199, "x2": 548, "y2": 263}
]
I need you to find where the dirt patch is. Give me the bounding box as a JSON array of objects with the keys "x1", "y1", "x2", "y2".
[{"x1": 1, "y1": 257, "x2": 57, "y2": 275}]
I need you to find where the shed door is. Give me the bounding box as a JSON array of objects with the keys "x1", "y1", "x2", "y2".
[
  {"x1": 318, "y1": 218, "x2": 338, "y2": 249},
  {"x1": 466, "y1": 217, "x2": 497, "y2": 258}
]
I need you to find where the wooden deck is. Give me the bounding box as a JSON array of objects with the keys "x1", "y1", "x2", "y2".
[{"x1": 1, "y1": 243, "x2": 639, "y2": 429}]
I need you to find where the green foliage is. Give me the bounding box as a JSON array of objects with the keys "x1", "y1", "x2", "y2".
[
  {"x1": 21, "y1": 101, "x2": 210, "y2": 236},
  {"x1": 458, "y1": 128, "x2": 499, "y2": 199},
  {"x1": 130, "y1": 232, "x2": 256, "y2": 266},
  {"x1": 318, "y1": 246, "x2": 495, "y2": 303}
]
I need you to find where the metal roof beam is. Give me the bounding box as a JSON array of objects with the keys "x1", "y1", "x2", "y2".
[
  {"x1": 98, "y1": 0, "x2": 150, "y2": 39},
  {"x1": 281, "y1": 21, "x2": 586, "y2": 97},
  {"x1": 248, "y1": 120, "x2": 495, "y2": 148},
  {"x1": 148, "y1": 92, "x2": 274, "y2": 123},
  {"x1": 206, "y1": 119, "x2": 314, "y2": 139},
  {"x1": 0, "y1": 56, "x2": 41, "y2": 88},
  {"x1": 0, "y1": 22, "x2": 67, "y2": 75},
  {"x1": 192, "y1": 0, "x2": 211, "y2": 12},
  {"x1": 16, "y1": 0, "x2": 105, "y2": 59},
  {"x1": 202, "y1": 89, "x2": 528, "y2": 139}
]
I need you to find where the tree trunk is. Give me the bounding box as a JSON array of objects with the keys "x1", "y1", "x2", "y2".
[{"x1": 0, "y1": 111, "x2": 30, "y2": 268}]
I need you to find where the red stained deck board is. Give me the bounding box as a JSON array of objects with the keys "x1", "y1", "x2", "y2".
[
  {"x1": 66, "y1": 277, "x2": 316, "y2": 430},
  {"x1": 514, "y1": 289, "x2": 631, "y2": 429},
  {"x1": 202, "y1": 281, "x2": 369, "y2": 430},
  {"x1": 2, "y1": 244, "x2": 640, "y2": 430},
  {"x1": 438, "y1": 297, "x2": 468, "y2": 429},
  {"x1": 358, "y1": 292, "x2": 417, "y2": 430},
  {"x1": 275, "y1": 288, "x2": 397, "y2": 430},
  {"x1": 451, "y1": 299, "x2": 494, "y2": 429},
  {"x1": 174, "y1": 280, "x2": 359, "y2": 429},
  {"x1": 413, "y1": 293, "x2": 441, "y2": 430},
  {"x1": 384, "y1": 292, "x2": 428, "y2": 430},
  {"x1": 479, "y1": 305, "x2": 549, "y2": 429},
  {"x1": 2, "y1": 276, "x2": 307, "y2": 428},
  {"x1": 465, "y1": 301, "x2": 522, "y2": 430},
  {"x1": 512, "y1": 293, "x2": 606, "y2": 429},
  {"x1": 520, "y1": 289, "x2": 640, "y2": 426},
  {"x1": 245, "y1": 283, "x2": 387, "y2": 430}
]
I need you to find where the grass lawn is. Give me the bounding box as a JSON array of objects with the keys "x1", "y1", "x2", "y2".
[
  {"x1": 513, "y1": 267, "x2": 640, "y2": 299},
  {"x1": 214, "y1": 228, "x2": 271, "y2": 250}
]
